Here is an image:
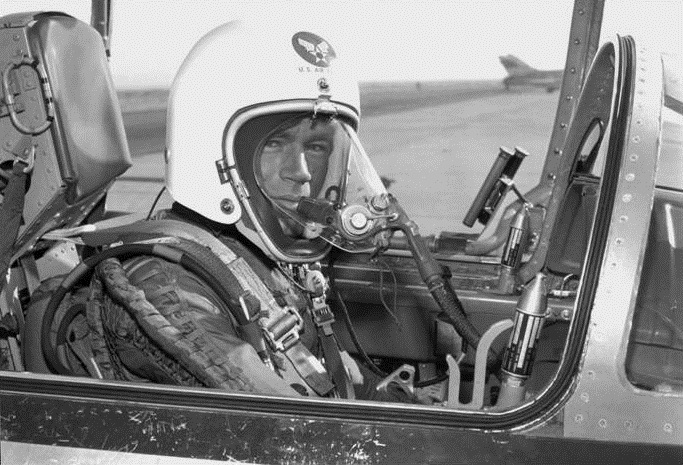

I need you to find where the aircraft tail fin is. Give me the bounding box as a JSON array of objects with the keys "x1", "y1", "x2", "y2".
[{"x1": 499, "y1": 55, "x2": 535, "y2": 76}]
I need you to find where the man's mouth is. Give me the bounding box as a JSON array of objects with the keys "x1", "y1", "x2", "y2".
[{"x1": 271, "y1": 195, "x2": 304, "y2": 211}]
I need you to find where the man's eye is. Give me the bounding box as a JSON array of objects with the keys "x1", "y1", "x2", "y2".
[
  {"x1": 306, "y1": 143, "x2": 330, "y2": 155},
  {"x1": 264, "y1": 139, "x2": 283, "y2": 149}
]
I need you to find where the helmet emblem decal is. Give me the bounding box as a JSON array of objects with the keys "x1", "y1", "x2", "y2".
[{"x1": 292, "y1": 32, "x2": 336, "y2": 68}]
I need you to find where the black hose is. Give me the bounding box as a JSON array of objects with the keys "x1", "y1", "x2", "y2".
[
  {"x1": 43, "y1": 267, "x2": 98, "y2": 374},
  {"x1": 55, "y1": 303, "x2": 86, "y2": 347},
  {"x1": 427, "y1": 277, "x2": 481, "y2": 349},
  {"x1": 396, "y1": 220, "x2": 501, "y2": 372},
  {"x1": 398, "y1": 221, "x2": 482, "y2": 348}
]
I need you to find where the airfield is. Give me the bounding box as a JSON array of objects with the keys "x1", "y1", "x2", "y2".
[{"x1": 109, "y1": 82, "x2": 559, "y2": 236}]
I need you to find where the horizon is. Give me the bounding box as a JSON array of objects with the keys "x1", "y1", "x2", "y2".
[{"x1": 115, "y1": 77, "x2": 505, "y2": 92}]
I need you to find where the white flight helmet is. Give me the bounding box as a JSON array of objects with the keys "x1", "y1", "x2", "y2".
[{"x1": 166, "y1": 18, "x2": 388, "y2": 263}]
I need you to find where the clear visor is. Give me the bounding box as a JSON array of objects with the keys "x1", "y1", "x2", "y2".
[{"x1": 254, "y1": 114, "x2": 392, "y2": 252}]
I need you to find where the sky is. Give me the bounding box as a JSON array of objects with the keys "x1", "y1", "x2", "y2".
[{"x1": 3, "y1": 1, "x2": 682, "y2": 88}]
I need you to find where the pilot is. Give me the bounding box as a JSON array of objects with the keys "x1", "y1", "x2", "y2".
[{"x1": 54, "y1": 19, "x2": 420, "y2": 402}]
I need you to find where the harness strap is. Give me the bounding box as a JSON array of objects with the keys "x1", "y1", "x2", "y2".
[
  {"x1": 311, "y1": 296, "x2": 354, "y2": 399},
  {"x1": 228, "y1": 256, "x2": 334, "y2": 396},
  {"x1": 283, "y1": 342, "x2": 335, "y2": 396}
]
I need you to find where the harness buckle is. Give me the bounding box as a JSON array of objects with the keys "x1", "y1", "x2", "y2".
[
  {"x1": 311, "y1": 297, "x2": 335, "y2": 336},
  {"x1": 263, "y1": 306, "x2": 302, "y2": 352}
]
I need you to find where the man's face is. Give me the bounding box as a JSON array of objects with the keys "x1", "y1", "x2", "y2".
[{"x1": 257, "y1": 116, "x2": 337, "y2": 216}]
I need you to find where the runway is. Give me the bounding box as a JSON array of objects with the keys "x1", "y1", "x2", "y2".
[
  {"x1": 108, "y1": 85, "x2": 559, "y2": 236},
  {"x1": 361, "y1": 89, "x2": 558, "y2": 234}
]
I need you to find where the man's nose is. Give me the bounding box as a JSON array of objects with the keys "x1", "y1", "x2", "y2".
[{"x1": 281, "y1": 149, "x2": 312, "y2": 183}]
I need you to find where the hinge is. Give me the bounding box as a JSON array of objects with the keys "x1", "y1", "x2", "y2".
[{"x1": 215, "y1": 159, "x2": 230, "y2": 184}]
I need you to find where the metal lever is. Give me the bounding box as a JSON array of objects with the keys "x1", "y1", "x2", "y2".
[
  {"x1": 446, "y1": 319, "x2": 513, "y2": 409},
  {"x1": 376, "y1": 364, "x2": 415, "y2": 396}
]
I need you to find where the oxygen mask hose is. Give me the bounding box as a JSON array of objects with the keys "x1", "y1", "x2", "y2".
[
  {"x1": 296, "y1": 193, "x2": 498, "y2": 368},
  {"x1": 384, "y1": 196, "x2": 499, "y2": 370}
]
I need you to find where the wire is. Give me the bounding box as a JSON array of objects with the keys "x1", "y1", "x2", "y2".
[
  {"x1": 335, "y1": 290, "x2": 387, "y2": 378},
  {"x1": 275, "y1": 262, "x2": 312, "y2": 294},
  {"x1": 146, "y1": 186, "x2": 166, "y2": 220},
  {"x1": 375, "y1": 258, "x2": 400, "y2": 327},
  {"x1": 653, "y1": 308, "x2": 683, "y2": 343},
  {"x1": 414, "y1": 373, "x2": 448, "y2": 388}
]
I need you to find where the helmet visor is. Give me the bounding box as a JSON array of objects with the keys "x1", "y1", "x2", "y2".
[{"x1": 254, "y1": 114, "x2": 390, "y2": 252}]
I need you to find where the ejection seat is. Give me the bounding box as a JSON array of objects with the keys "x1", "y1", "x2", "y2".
[{"x1": 0, "y1": 12, "x2": 132, "y2": 371}]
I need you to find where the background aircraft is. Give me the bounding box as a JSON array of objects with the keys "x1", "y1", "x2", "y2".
[{"x1": 499, "y1": 54, "x2": 563, "y2": 92}]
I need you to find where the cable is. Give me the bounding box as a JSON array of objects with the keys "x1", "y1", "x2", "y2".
[
  {"x1": 275, "y1": 262, "x2": 312, "y2": 294},
  {"x1": 335, "y1": 290, "x2": 387, "y2": 378},
  {"x1": 414, "y1": 373, "x2": 448, "y2": 388},
  {"x1": 146, "y1": 186, "x2": 166, "y2": 220},
  {"x1": 375, "y1": 258, "x2": 400, "y2": 327}
]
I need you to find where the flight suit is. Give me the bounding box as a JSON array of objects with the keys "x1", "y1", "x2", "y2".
[{"x1": 42, "y1": 205, "x2": 414, "y2": 402}]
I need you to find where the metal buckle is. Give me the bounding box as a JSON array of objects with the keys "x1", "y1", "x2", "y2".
[
  {"x1": 13, "y1": 143, "x2": 35, "y2": 173},
  {"x1": 311, "y1": 298, "x2": 335, "y2": 335},
  {"x1": 263, "y1": 307, "x2": 302, "y2": 352}
]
